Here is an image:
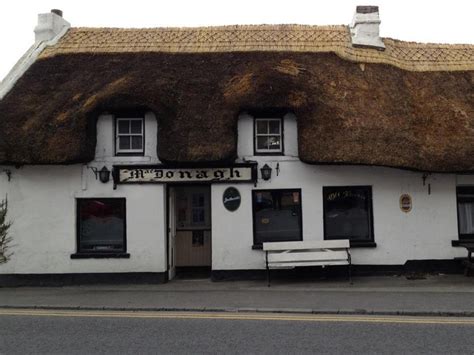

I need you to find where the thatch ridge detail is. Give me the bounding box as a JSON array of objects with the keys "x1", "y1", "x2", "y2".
[{"x1": 39, "y1": 25, "x2": 474, "y2": 72}]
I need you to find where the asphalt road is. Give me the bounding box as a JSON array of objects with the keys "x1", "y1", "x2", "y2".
[{"x1": 1, "y1": 309, "x2": 474, "y2": 354}]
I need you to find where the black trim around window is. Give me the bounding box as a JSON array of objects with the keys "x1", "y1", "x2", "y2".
[
  {"x1": 253, "y1": 117, "x2": 285, "y2": 156},
  {"x1": 252, "y1": 189, "x2": 303, "y2": 247},
  {"x1": 456, "y1": 186, "x2": 474, "y2": 240},
  {"x1": 114, "y1": 116, "x2": 145, "y2": 156},
  {"x1": 74, "y1": 198, "x2": 127, "y2": 258},
  {"x1": 323, "y1": 186, "x2": 375, "y2": 246}
]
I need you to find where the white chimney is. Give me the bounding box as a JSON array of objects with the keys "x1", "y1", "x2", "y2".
[
  {"x1": 34, "y1": 9, "x2": 70, "y2": 43},
  {"x1": 350, "y1": 5, "x2": 385, "y2": 50}
]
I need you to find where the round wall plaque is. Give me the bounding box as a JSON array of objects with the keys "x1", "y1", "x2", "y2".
[
  {"x1": 223, "y1": 187, "x2": 241, "y2": 212},
  {"x1": 400, "y1": 194, "x2": 412, "y2": 213}
]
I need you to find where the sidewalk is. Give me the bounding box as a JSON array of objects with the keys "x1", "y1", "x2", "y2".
[{"x1": 1, "y1": 274, "x2": 473, "y2": 316}]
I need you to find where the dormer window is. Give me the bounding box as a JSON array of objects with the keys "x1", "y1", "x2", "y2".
[
  {"x1": 115, "y1": 117, "x2": 144, "y2": 155},
  {"x1": 255, "y1": 118, "x2": 283, "y2": 155}
]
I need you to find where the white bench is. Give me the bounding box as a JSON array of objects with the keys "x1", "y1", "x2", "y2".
[{"x1": 263, "y1": 240, "x2": 351, "y2": 285}]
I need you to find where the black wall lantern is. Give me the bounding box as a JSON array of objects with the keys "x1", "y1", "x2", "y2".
[
  {"x1": 91, "y1": 166, "x2": 111, "y2": 183},
  {"x1": 260, "y1": 164, "x2": 272, "y2": 181}
]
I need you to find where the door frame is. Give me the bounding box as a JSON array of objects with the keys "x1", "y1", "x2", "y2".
[{"x1": 166, "y1": 183, "x2": 212, "y2": 281}]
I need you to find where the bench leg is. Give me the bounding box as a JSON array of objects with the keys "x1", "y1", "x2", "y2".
[
  {"x1": 266, "y1": 251, "x2": 271, "y2": 287},
  {"x1": 348, "y1": 253, "x2": 353, "y2": 285}
]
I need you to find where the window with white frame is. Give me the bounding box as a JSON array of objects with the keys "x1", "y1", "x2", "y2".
[
  {"x1": 116, "y1": 117, "x2": 144, "y2": 155},
  {"x1": 255, "y1": 118, "x2": 283, "y2": 154}
]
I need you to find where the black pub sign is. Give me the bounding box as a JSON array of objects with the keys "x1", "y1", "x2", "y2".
[
  {"x1": 113, "y1": 163, "x2": 257, "y2": 185},
  {"x1": 223, "y1": 187, "x2": 241, "y2": 211}
]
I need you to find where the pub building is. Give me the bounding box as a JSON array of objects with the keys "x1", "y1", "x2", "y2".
[{"x1": 0, "y1": 7, "x2": 473, "y2": 285}]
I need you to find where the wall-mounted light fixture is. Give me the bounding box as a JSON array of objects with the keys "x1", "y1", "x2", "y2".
[
  {"x1": 260, "y1": 164, "x2": 272, "y2": 181},
  {"x1": 91, "y1": 166, "x2": 111, "y2": 184}
]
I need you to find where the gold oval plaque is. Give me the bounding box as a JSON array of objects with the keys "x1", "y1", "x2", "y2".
[{"x1": 400, "y1": 194, "x2": 412, "y2": 213}]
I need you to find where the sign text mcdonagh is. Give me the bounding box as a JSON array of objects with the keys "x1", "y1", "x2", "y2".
[{"x1": 117, "y1": 166, "x2": 254, "y2": 183}]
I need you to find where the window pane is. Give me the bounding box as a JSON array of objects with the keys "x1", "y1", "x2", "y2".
[
  {"x1": 257, "y1": 136, "x2": 269, "y2": 150},
  {"x1": 78, "y1": 199, "x2": 125, "y2": 252},
  {"x1": 119, "y1": 136, "x2": 131, "y2": 150},
  {"x1": 192, "y1": 208, "x2": 205, "y2": 224},
  {"x1": 253, "y1": 190, "x2": 301, "y2": 245},
  {"x1": 256, "y1": 120, "x2": 268, "y2": 134},
  {"x1": 131, "y1": 136, "x2": 143, "y2": 150},
  {"x1": 458, "y1": 202, "x2": 474, "y2": 235},
  {"x1": 324, "y1": 187, "x2": 372, "y2": 241},
  {"x1": 118, "y1": 120, "x2": 129, "y2": 134},
  {"x1": 192, "y1": 194, "x2": 205, "y2": 207},
  {"x1": 192, "y1": 230, "x2": 205, "y2": 246},
  {"x1": 130, "y1": 120, "x2": 142, "y2": 134},
  {"x1": 267, "y1": 136, "x2": 281, "y2": 150},
  {"x1": 269, "y1": 120, "x2": 280, "y2": 134},
  {"x1": 458, "y1": 187, "x2": 474, "y2": 237}
]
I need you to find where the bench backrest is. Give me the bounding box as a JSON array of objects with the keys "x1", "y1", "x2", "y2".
[{"x1": 263, "y1": 240, "x2": 350, "y2": 251}]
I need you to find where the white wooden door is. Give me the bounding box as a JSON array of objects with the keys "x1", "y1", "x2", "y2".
[{"x1": 168, "y1": 187, "x2": 177, "y2": 280}]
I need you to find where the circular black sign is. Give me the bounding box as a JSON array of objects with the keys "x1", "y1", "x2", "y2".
[{"x1": 223, "y1": 187, "x2": 241, "y2": 212}]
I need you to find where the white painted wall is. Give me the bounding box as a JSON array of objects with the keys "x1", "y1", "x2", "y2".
[
  {"x1": 0, "y1": 111, "x2": 470, "y2": 275},
  {"x1": 212, "y1": 113, "x2": 467, "y2": 270},
  {"x1": 94, "y1": 112, "x2": 160, "y2": 164},
  {"x1": 237, "y1": 112, "x2": 298, "y2": 158},
  {"x1": 0, "y1": 113, "x2": 167, "y2": 275}
]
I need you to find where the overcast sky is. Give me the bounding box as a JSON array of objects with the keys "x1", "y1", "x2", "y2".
[{"x1": 0, "y1": 0, "x2": 473, "y2": 80}]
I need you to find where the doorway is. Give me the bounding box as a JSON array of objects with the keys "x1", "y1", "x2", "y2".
[{"x1": 168, "y1": 185, "x2": 211, "y2": 280}]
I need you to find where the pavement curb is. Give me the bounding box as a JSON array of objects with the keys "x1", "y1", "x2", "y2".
[{"x1": 1, "y1": 305, "x2": 473, "y2": 318}]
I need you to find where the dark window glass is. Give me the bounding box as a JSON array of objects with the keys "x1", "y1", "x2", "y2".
[
  {"x1": 131, "y1": 136, "x2": 142, "y2": 150},
  {"x1": 457, "y1": 186, "x2": 474, "y2": 239},
  {"x1": 253, "y1": 189, "x2": 302, "y2": 245},
  {"x1": 118, "y1": 120, "x2": 129, "y2": 134},
  {"x1": 130, "y1": 120, "x2": 142, "y2": 134},
  {"x1": 256, "y1": 120, "x2": 267, "y2": 134},
  {"x1": 77, "y1": 199, "x2": 126, "y2": 253},
  {"x1": 323, "y1": 186, "x2": 373, "y2": 243},
  {"x1": 257, "y1": 136, "x2": 268, "y2": 150},
  {"x1": 269, "y1": 120, "x2": 280, "y2": 134},
  {"x1": 119, "y1": 136, "x2": 130, "y2": 150},
  {"x1": 268, "y1": 136, "x2": 281, "y2": 150}
]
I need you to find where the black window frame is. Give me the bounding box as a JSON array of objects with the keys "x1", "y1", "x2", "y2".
[
  {"x1": 456, "y1": 186, "x2": 474, "y2": 241},
  {"x1": 323, "y1": 185, "x2": 375, "y2": 247},
  {"x1": 114, "y1": 116, "x2": 145, "y2": 156},
  {"x1": 71, "y1": 198, "x2": 129, "y2": 259},
  {"x1": 252, "y1": 188, "x2": 303, "y2": 248}
]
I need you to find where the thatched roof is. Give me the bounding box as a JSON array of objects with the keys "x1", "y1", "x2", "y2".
[{"x1": 0, "y1": 25, "x2": 473, "y2": 171}]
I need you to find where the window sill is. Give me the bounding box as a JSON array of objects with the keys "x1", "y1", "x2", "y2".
[
  {"x1": 452, "y1": 240, "x2": 474, "y2": 247},
  {"x1": 252, "y1": 242, "x2": 377, "y2": 250},
  {"x1": 350, "y1": 242, "x2": 377, "y2": 248},
  {"x1": 115, "y1": 152, "x2": 145, "y2": 157},
  {"x1": 70, "y1": 253, "x2": 130, "y2": 259},
  {"x1": 254, "y1": 152, "x2": 285, "y2": 156}
]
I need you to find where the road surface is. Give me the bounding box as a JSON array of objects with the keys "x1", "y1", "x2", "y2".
[{"x1": 1, "y1": 309, "x2": 473, "y2": 354}]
